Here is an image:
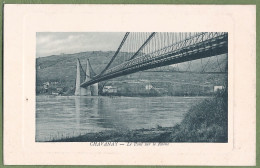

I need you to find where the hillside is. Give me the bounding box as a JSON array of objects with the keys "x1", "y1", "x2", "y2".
[{"x1": 36, "y1": 51, "x2": 227, "y2": 96}]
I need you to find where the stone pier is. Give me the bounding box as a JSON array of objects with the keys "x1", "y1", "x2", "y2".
[{"x1": 75, "y1": 58, "x2": 98, "y2": 96}]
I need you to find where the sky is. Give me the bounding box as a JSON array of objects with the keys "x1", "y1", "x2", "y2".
[{"x1": 36, "y1": 32, "x2": 125, "y2": 58}]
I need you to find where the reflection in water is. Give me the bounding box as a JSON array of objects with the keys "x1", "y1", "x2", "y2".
[
  {"x1": 36, "y1": 96, "x2": 206, "y2": 141},
  {"x1": 75, "y1": 97, "x2": 80, "y2": 133}
]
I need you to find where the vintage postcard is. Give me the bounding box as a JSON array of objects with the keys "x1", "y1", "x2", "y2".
[
  {"x1": 3, "y1": 4, "x2": 255, "y2": 166},
  {"x1": 36, "y1": 32, "x2": 228, "y2": 143}
]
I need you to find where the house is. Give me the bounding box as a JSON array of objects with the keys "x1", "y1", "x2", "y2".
[
  {"x1": 57, "y1": 87, "x2": 63, "y2": 93},
  {"x1": 103, "y1": 86, "x2": 117, "y2": 93},
  {"x1": 214, "y1": 86, "x2": 224, "y2": 92},
  {"x1": 51, "y1": 81, "x2": 59, "y2": 85},
  {"x1": 145, "y1": 84, "x2": 153, "y2": 90},
  {"x1": 43, "y1": 82, "x2": 50, "y2": 89},
  {"x1": 51, "y1": 92, "x2": 59, "y2": 96}
]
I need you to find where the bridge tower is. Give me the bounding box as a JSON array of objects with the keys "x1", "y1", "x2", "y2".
[
  {"x1": 89, "y1": 60, "x2": 99, "y2": 96},
  {"x1": 75, "y1": 59, "x2": 90, "y2": 96},
  {"x1": 75, "y1": 59, "x2": 98, "y2": 96},
  {"x1": 85, "y1": 59, "x2": 98, "y2": 96},
  {"x1": 74, "y1": 59, "x2": 81, "y2": 96}
]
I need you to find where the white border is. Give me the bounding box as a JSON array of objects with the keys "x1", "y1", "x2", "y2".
[{"x1": 4, "y1": 5, "x2": 256, "y2": 165}]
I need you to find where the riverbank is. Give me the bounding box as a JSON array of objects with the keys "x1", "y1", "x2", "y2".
[{"x1": 50, "y1": 91, "x2": 227, "y2": 142}]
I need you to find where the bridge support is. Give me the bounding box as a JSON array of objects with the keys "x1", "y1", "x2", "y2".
[
  {"x1": 91, "y1": 83, "x2": 99, "y2": 96},
  {"x1": 75, "y1": 58, "x2": 98, "y2": 96},
  {"x1": 75, "y1": 59, "x2": 82, "y2": 96}
]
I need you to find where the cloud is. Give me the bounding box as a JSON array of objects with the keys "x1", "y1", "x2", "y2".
[{"x1": 36, "y1": 32, "x2": 125, "y2": 57}]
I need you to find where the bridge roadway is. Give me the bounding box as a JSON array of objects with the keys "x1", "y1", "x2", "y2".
[{"x1": 81, "y1": 33, "x2": 228, "y2": 87}]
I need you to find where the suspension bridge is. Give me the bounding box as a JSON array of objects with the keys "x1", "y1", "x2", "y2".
[{"x1": 75, "y1": 32, "x2": 228, "y2": 96}]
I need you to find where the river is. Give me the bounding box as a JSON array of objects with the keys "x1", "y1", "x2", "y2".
[{"x1": 36, "y1": 96, "x2": 207, "y2": 141}]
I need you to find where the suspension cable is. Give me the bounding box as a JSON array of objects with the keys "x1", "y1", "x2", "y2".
[
  {"x1": 128, "y1": 32, "x2": 156, "y2": 60},
  {"x1": 97, "y1": 32, "x2": 130, "y2": 76},
  {"x1": 216, "y1": 55, "x2": 223, "y2": 73}
]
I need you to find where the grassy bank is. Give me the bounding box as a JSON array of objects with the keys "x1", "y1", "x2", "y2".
[
  {"x1": 50, "y1": 91, "x2": 227, "y2": 142},
  {"x1": 169, "y1": 91, "x2": 228, "y2": 142}
]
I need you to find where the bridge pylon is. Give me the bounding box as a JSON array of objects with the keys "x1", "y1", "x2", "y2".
[
  {"x1": 74, "y1": 59, "x2": 81, "y2": 96},
  {"x1": 75, "y1": 58, "x2": 98, "y2": 96}
]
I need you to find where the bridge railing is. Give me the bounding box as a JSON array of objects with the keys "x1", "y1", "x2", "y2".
[
  {"x1": 81, "y1": 32, "x2": 228, "y2": 87},
  {"x1": 102, "y1": 32, "x2": 227, "y2": 76}
]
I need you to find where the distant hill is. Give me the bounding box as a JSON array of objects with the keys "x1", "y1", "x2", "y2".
[
  {"x1": 36, "y1": 51, "x2": 114, "y2": 87},
  {"x1": 36, "y1": 51, "x2": 228, "y2": 95}
]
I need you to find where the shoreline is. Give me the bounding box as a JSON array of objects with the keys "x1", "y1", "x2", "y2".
[
  {"x1": 42, "y1": 90, "x2": 228, "y2": 143},
  {"x1": 36, "y1": 94, "x2": 212, "y2": 98},
  {"x1": 47, "y1": 92, "x2": 227, "y2": 143},
  {"x1": 48, "y1": 126, "x2": 180, "y2": 142}
]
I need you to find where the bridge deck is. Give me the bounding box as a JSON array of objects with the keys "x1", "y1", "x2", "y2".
[{"x1": 81, "y1": 33, "x2": 228, "y2": 87}]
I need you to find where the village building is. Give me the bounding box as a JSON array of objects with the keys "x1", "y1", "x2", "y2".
[
  {"x1": 214, "y1": 85, "x2": 224, "y2": 92},
  {"x1": 103, "y1": 86, "x2": 117, "y2": 93}
]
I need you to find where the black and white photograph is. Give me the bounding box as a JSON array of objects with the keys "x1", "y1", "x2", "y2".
[
  {"x1": 4, "y1": 4, "x2": 256, "y2": 166},
  {"x1": 36, "y1": 32, "x2": 228, "y2": 142}
]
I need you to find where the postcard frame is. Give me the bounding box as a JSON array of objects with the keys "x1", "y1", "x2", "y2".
[{"x1": 1, "y1": 0, "x2": 258, "y2": 167}]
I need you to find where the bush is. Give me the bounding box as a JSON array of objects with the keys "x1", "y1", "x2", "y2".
[{"x1": 171, "y1": 91, "x2": 228, "y2": 142}]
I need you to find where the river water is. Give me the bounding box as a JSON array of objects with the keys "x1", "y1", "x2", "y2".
[{"x1": 36, "y1": 96, "x2": 206, "y2": 141}]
